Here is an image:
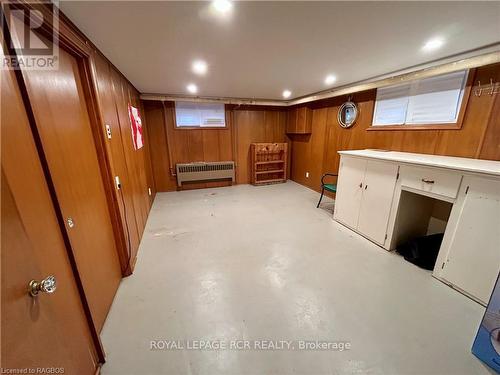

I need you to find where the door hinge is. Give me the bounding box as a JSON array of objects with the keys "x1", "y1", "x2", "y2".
[
  {"x1": 396, "y1": 172, "x2": 399, "y2": 180},
  {"x1": 105, "y1": 124, "x2": 112, "y2": 139},
  {"x1": 385, "y1": 233, "x2": 388, "y2": 240},
  {"x1": 465, "y1": 185, "x2": 469, "y2": 195},
  {"x1": 441, "y1": 262, "x2": 445, "y2": 269}
]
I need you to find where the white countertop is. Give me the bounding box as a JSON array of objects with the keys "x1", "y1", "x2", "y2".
[{"x1": 338, "y1": 149, "x2": 500, "y2": 177}]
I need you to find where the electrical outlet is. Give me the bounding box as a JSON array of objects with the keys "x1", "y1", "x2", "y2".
[
  {"x1": 306, "y1": 172, "x2": 309, "y2": 178},
  {"x1": 148, "y1": 187, "x2": 152, "y2": 196}
]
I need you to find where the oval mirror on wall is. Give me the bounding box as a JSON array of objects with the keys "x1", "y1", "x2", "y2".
[{"x1": 338, "y1": 101, "x2": 358, "y2": 128}]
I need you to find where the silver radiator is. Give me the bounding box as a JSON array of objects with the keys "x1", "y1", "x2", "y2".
[{"x1": 176, "y1": 161, "x2": 235, "y2": 187}]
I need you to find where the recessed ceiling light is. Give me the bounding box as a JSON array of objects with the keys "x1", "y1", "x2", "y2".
[
  {"x1": 422, "y1": 37, "x2": 445, "y2": 52},
  {"x1": 187, "y1": 83, "x2": 198, "y2": 94},
  {"x1": 282, "y1": 90, "x2": 291, "y2": 99},
  {"x1": 192, "y1": 60, "x2": 207, "y2": 75},
  {"x1": 212, "y1": 0, "x2": 232, "y2": 13},
  {"x1": 325, "y1": 74, "x2": 337, "y2": 85}
]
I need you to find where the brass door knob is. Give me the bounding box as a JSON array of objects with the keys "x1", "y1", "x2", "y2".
[{"x1": 28, "y1": 275, "x2": 57, "y2": 297}]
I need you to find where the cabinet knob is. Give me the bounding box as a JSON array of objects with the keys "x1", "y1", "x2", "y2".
[
  {"x1": 359, "y1": 183, "x2": 363, "y2": 188},
  {"x1": 421, "y1": 179, "x2": 435, "y2": 184}
]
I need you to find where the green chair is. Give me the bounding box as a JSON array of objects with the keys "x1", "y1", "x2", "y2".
[{"x1": 317, "y1": 173, "x2": 338, "y2": 208}]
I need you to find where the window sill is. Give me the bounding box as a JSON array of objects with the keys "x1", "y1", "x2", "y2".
[
  {"x1": 174, "y1": 126, "x2": 228, "y2": 130},
  {"x1": 367, "y1": 123, "x2": 462, "y2": 131}
]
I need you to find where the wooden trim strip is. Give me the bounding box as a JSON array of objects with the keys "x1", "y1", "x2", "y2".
[{"x1": 367, "y1": 124, "x2": 462, "y2": 131}]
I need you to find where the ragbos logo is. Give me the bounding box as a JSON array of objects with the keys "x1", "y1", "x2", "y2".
[{"x1": 1, "y1": 1, "x2": 59, "y2": 70}]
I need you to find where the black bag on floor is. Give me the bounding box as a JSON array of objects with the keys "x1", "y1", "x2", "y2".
[{"x1": 396, "y1": 233, "x2": 444, "y2": 270}]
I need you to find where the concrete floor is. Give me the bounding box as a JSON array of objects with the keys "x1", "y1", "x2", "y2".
[{"x1": 101, "y1": 181, "x2": 491, "y2": 375}]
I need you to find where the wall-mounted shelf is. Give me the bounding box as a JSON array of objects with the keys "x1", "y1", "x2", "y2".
[{"x1": 250, "y1": 143, "x2": 288, "y2": 185}]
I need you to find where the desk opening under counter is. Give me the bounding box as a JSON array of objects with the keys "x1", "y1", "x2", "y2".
[{"x1": 391, "y1": 191, "x2": 453, "y2": 271}]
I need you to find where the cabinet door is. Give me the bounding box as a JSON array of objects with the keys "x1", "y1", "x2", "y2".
[
  {"x1": 286, "y1": 109, "x2": 297, "y2": 133},
  {"x1": 357, "y1": 161, "x2": 399, "y2": 245},
  {"x1": 296, "y1": 107, "x2": 312, "y2": 133},
  {"x1": 439, "y1": 176, "x2": 500, "y2": 304},
  {"x1": 286, "y1": 107, "x2": 312, "y2": 134},
  {"x1": 334, "y1": 157, "x2": 367, "y2": 229}
]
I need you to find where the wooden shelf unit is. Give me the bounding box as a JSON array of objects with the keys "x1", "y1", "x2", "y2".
[{"x1": 250, "y1": 143, "x2": 288, "y2": 185}]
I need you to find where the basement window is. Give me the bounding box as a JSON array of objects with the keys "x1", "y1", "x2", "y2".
[
  {"x1": 175, "y1": 101, "x2": 226, "y2": 128},
  {"x1": 370, "y1": 70, "x2": 470, "y2": 130}
]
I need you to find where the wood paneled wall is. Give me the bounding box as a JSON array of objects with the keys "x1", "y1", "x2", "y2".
[
  {"x1": 290, "y1": 63, "x2": 500, "y2": 193},
  {"x1": 233, "y1": 108, "x2": 289, "y2": 184},
  {"x1": 145, "y1": 64, "x2": 499, "y2": 194},
  {"x1": 143, "y1": 102, "x2": 288, "y2": 190},
  {"x1": 92, "y1": 52, "x2": 155, "y2": 273}
]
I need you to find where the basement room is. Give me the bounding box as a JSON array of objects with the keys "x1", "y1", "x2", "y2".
[{"x1": 2, "y1": 1, "x2": 500, "y2": 374}]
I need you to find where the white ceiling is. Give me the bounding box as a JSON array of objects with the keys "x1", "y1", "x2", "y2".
[{"x1": 60, "y1": 1, "x2": 500, "y2": 100}]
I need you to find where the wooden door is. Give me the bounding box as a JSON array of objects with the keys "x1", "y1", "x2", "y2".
[
  {"x1": 15, "y1": 38, "x2": 122, "y2": 332},
  {"x1": 357, "y1": 160, "x2": 399, "y2": 245},
  {"x1": 111, "y1": 68, "x2": 148, "y2": 241},
  {"x1": 439, "y1": 176, "x2": 500, "y2": 304},
  {"x1": 93, "y1": 54, "x2": 140, "y2": 270},
  {"x1": 1, "y1": 52, "x2": 98, "y2": 374},
  {"x1": 333, "y1": 156, "x2": 367, "y2": 229}
]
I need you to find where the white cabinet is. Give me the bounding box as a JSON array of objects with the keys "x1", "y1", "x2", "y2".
[
  {"x1": 434, "y1": 176, "x2": 500, "y2": 304},
  {"x1": 334, "y1": 150, "x2": 500, "y2": 305},
  {"x1": 334, "y1": 157, "x2": 398, "y2": 246},
  {"x1": 357, "y1": 161, "x2": 399, "y2": 245},
  {"x1": 334, "y1": 157, "x2": 366, "y2": 229}
]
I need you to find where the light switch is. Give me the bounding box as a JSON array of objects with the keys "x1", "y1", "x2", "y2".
[{"x1": 105, "y1": 124, "x2": 112, "y2": 139}]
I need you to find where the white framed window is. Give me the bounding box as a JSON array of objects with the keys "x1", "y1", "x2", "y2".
[
  {"x1": 372, "y1": 70, "x2": 469, "y2": 127},
  {"x1": 175, "y1": 101, "x2": 226, "y2": 128}
]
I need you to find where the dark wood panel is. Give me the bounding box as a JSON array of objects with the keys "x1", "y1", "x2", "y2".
[
  {"x1": 234, "y1": 109, "x2": 288, "y2": 184},
  {"x1": 289, "y1": 108, "x2": 328, "y2": 191},
  {"x1": 143, "y1": 101, "x2": 177, "y2": 191}
]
